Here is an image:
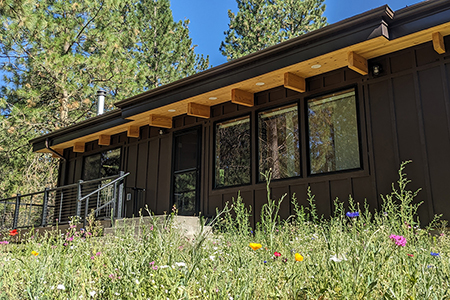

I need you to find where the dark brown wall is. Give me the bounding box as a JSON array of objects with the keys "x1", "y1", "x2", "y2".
[{"x1": 61, "y1": 36, "x2": 450, "y2": 225}]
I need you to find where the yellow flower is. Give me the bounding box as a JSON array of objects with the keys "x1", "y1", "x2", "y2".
[
  {"x1": 31, "y1": 251, "x2": 39, "y2": 256},
  {"x1": 295, "y1": 253, "x2": 303, "y2": 262},
  {"x1": 249, "y1": 243, "x2": 262, "y2": 250}
]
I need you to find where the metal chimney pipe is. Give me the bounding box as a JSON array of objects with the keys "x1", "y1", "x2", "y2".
[{"x1": 97, "y1": 90, "x2": 107, "y2": 115}]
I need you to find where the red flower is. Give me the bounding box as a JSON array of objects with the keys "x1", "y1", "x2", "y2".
[
  {"x1": 274, "y1": 252, "x2": 281, "y2": 257},
  {"x1": 407, "y1": 254, "x2": 414, "y2": 257},
  {"x1": 9, "y1": 229, "x2": 18, "y2": 236}
]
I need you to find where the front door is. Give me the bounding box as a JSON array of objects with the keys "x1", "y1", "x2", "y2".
[{"x1": 172, "y1": 127, "x2": 201, "y2": 215}]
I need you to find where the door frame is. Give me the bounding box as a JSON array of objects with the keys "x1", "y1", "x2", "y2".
[{"x1": 170, "y1": 126, "x2": 202, "y2": 215}]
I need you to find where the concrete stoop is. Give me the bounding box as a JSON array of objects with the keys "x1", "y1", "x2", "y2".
[{"x1": 103, "y1": 215, "x2": 212, "y2": 239}]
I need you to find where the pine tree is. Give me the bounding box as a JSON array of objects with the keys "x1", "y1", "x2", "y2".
[
  {"x1": 0, "y1": 0, "x2": 209, "y2": 198},
  {"x1": 220, "y1": 0, "x2": 327, "y2": 60}
]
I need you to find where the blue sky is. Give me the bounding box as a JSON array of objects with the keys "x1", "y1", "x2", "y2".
[{"x1": 170, "y1": 0, "x2": 422, "y2": 67}]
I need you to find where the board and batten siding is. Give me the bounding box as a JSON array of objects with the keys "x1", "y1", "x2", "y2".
[{"x1": 59, "y1": 36, "x2": 450, "y2": 225}]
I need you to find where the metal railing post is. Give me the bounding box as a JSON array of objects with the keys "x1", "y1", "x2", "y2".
[
  {"x1": 84, "y1": 196, "x2": 89, "y2": 228},
  {"x1": 41, "y1": 188, "x2": 49, "y2": 227},
  {"x1": 117, "y1": 171, "x2": 125, "y2": 219},
  {"x1": 13, "y1": 193, "x2": 21, "y2": 229},
  {"x1": 76, "y1": 180, "x2": 83, "y2": 217}
]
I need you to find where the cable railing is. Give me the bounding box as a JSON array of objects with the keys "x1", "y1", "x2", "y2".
[{"x1": 0, "y1": 172, "x2": 129, "y2": 230}]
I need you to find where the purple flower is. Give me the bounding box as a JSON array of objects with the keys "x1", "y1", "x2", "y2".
[
  {"x1": 389, "y1": 234, "x2": 406, "y2": 247},
  {"x1": 431, "y1": 252, "x2": 440, "y2": 257},
  {"x1": 346, "y1": 212, "x2": 360, "y2": 218},
  {"x1": 0, "y1": 241, "x2": 9, "y2": 245}
]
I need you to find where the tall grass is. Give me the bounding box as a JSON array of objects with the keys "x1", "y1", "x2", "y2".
[{"x1": 0, "y1": 162, "x2": 449, "y2": 299}]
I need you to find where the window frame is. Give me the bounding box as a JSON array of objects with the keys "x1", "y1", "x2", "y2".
[
  {"x1": 213, "y1": 113, "x2": 252, "y2": 190},
  {"x1": 305, "y1": 86, "x2": 363, "y2": 177},
  {"x1": 256, "y1": 100, "x2": 302, "y2": 183},
  {"x1": 81, "y1": 146, "x2": 122, "y2": 181}
]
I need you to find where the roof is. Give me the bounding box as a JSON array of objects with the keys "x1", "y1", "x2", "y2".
[{"x1": 31, "y1": 0, "x2": 450, "y2": 153}]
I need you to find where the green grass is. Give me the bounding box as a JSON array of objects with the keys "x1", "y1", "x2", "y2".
[{"x1": 0, "y1": 162, "x2": 449, "y2": 299}]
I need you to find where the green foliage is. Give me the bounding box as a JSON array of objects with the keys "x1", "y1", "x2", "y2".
[
  {"x1": 0, "y1": 0, "x2": 209, "y2": 198},
  {"x1": 1, "y1": 164, "x2": 449, "y2": 299},
  {"x1": 220, "y1": 0, "x2": 327, "y2": 60}
]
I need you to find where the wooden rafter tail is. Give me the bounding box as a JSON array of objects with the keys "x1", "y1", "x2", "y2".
[
  {"x1": 149, "y1": 114, "x2": 172, "y2": 128},
  {"x1": 284, "y1": 72, "x2": 306, "y2": 93},
  {"x1": 127, "y1": 126, "x2": 140, "y2": 138},
  {"x1": 231, "y1": 89, "x2": 254, "y2": 107},
  {"x1": 73, "y1": 143, "x2": 85, "y2": 153},
  {"x1": 432, "y1": 32, "x2": 446, "y2": 54},
  {"x1": 187, "y1": 103, "x2": 210, "y2": 118},
  {"x1": 348, "y1": 51, "x2": 368, "y2": 75},
  {"x1": 98, "y1": 134, "x2": 111, "y2": 146}
]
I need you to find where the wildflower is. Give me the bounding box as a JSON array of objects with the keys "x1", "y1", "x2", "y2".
[
  {"x1": 389, "y1": 235, "x2": 407, "y2": 247},
  {"x1": 89, "y1": 291, "x2": 96, "y2": 297},
  {"x1": 96, "y1": 252, "x2": 101, "y2": 256},
  {"x1": 282, "y1": 257, "x2": 288, "y2": 263},
  {"x1": 175, "y1": 262, "x2": 186, "y2": 267},
  {"x1": 407, "y1": 254, "x2": 414, "y2": 257},
  {"x1": 0, "y1": 241, "x2": 9, "y2": 245},
  {"x1": 31, "y1": 251, "x2": 39, "y2": 256},
  {"x1": 430, "y1": 252, "x2": 440, "y2": 257},
  {"x1": 152, "y1": 266, "x2": 158, "y2": 270},
  {"x1": 9, "y1": 229, "x2": 18, "y2": 236},
  {"x1": 263, "y1": 260, "x2": 267, "y2": 263},
  {"x1": 249, "y1": 243, "x2": 262, "y2": 250},
  {"x1": 159, "y1": 265, "x2": 169, "y2": 269},
  {"x1": 274, "y1": 252, "x2": 281, "y2": 257},
  {"x1": 209, "y1": 255, "x2": 215, "y2": 261},
  {"x1": 295, "y1": 253, "x2": 304, "y2": 262},
  {"x1": 346, "y1": 212, "x2": 359, "y2": 218},
  {"x1": 57, "y1": 284, "x2": 65, "y2": 290},
  {"x1": 91, "y1": 256, "x2": 95, "y2": 260},
  {"x1": 330, "y1": 254, "x2": 347, "y2": 262},
  {"x1": 150, "y1": 225, "x2": 154, "y2": 231},
  {"x1": 149, "y1": 261, "x2": 155, "y2": 265}
]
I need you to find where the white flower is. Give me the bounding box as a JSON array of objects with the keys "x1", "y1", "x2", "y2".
[
  {"x1": 89, "y1": 291, "x2": 96, "y2": 297},
  {"x1": 209, "y1": 255, "x2": 215, "y2": 261},
  {"x1": 57, "y1": 284, "x2": 65, "y2": 290},
  {"x1": 159, "y1": 265, "x2": 169, "y2": 269},
  {"x1": 330, "y1": 254, "x2": 347, "y2": 262},
  {"x1": 135, "y1": 279, "x2": 140, "y2": 285},
  {"x1": 175, "y1": 262, "x2": 186, "y2": 267},
  {"x1": 114, "y1": 293, "x2": 120, "y2": 296}
]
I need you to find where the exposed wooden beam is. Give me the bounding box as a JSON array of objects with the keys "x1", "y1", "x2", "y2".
[
  {"x1": 187, "y1": 102, "x2": 210, "y2": 118},
  {"x1": 73, "y1": 143, "x2": 85, "y2": 153},
  {"x1": 432, "y1": 32, "x2": 446, "y2": 54},
  {"x1": 149, "y1": 114, "x2": 172, "y2": 128},
  {"x1": 284, "y1": 72, "x2": 306, "y2": 93},
  {"x1": 98, "y1": 134, "x2": 111, "y2": 146},
  {"x1": 348, "y1": 51, "x2": 368, "y2": 75},
  {"x1": 51, "y1": 149, "x2": 64, "y2": 158},
  {"x1": 127, "y1": 126, "x2": 140, "y2": 138},
  {"x1": 231, "y1": 89, "x2": 254, "y2": 107}
]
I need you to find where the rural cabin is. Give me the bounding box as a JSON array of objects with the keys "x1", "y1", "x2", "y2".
[{"x1": 29, "y1": 0, "x2": 450, "y2": 227}]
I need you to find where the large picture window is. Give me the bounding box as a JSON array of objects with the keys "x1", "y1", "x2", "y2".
[
  {"x1": 215, "y1": 116, "x2": 251, "y2": 188},
  {"x1": 83, "y1": 148, "x2": 121, "y2": 180},
  {"x1": 258, "y1": 104, "x2": 300, "y2": 181},
  {"x1": 308, "y1": 89, "x2": 360, "y2": 174}
]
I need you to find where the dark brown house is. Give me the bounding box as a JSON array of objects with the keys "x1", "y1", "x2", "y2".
[{"x1": 30, "y1": 0, "x2": 450, "y2": 226}]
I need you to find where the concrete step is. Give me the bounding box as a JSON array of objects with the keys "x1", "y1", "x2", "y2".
[{"x1": 103, "y1": 215, "x2": 212, "y2": 239}]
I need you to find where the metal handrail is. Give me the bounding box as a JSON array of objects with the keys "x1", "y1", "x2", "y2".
[{"x1": 78, "y1": 172, "x2": 129, "y2": 203}]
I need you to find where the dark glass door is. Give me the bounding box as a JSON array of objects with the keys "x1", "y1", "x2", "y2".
[{"x1": 172, "y1": 128, "x2": 201, "y2": 215}]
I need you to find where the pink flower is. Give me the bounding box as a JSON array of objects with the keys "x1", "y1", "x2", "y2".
[
  {"x1": 0, "y1": 241, "x2": 9, "y2": 245},
  {"x1": 407, "y1": 254, "x2": 414, "y2": 257},
  {"x1": 96, "y1": 252, "x2": 101, "y2": 256},
  {"x1": 274, "y1": 252, "x2": 281, "y2": 257},
  {"x1": 389, "y1": 234, "x2": 407, "y2": 247},
  {"x1": 91, "y1": 256, "x2": 95, "y2": 260}
]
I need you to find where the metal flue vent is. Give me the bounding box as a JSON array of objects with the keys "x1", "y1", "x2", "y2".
[{"x1": 97, "y1": 90, "x2": 107, "y2": 115}]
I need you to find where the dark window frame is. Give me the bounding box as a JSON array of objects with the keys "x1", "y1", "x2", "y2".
[
  {"x1": 256, "y1": 100, "x2": 302, "y2": 183},
  {"x1": 305, "y1": 85, "x2": 363, "y2": 177},
  {"x1": 213, "y1": 113, "x2": 252, "y2": 190},
  {"x1": 81, "y1": 146, "x2": 122, "y2": 181}
]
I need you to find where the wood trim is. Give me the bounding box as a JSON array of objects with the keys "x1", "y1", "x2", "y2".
[
  {"x1": 149, "y1": 114, "x2": 172, "y2": 128},
  {"x1": 432, "y1": 32, "x2": 446, "y2": 54},
  {"x1": 187, "y1": 102, "x2": 210, "y2": 118},
  {"x1": 98, "y1": 134, "x2": 111, "y2": 146},
  {"x1": 284, "y1": 72, "x2": 306, "y2": 92},
  {"x1": 73, "y1": 143, "x2": 85, "y2": 153},
  {"x1": 231, "y1": 89, "x2": 254, "y2": 107},
  {"x1": 348, "y1": 51, "x2": 368, "y2": 75},
  {"x1": 51, "y1": 149, "x2": 64, "y2": 158},
  {"x1": 127, "y1": 126, "x2": 140, "y2": 138}
]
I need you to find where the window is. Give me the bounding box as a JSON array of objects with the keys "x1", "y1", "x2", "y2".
[
  {"x1": 258, "y1": 104, "x2": 300, "y2": 181},
  {"x1": 308, "y1": 89, "x2": 360, "y2": 174},
  {"x1": 83, "y1": 148, "x2": 121, "y2": 180},
  {"x1": 215, "y1": 116, "x2": 251, "y2": 188}
]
